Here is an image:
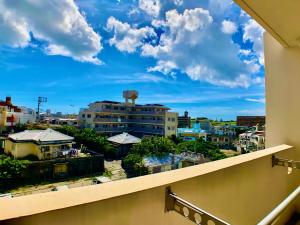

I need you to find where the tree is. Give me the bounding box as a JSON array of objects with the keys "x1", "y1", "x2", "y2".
[
  {"x1": 122, "y1": 154, "x2": 148, "y2": 177},
  {"x1": 177, "y1": 139, "x2": 227, "y2": 161},
  {"x1": 130, "y1": 136, "x2": 176, "y2": 157},
  {"x1": 0, "y1": 155, "x2": 28, "y2": 179},
  {"x1": 56, "y1": 126, "x2": 117, "y2": 158},
  {"x1": 168, "y1": 134, "x2": 183, "y2": 145}
]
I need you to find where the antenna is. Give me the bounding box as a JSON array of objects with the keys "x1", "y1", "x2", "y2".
[{"x1": 37, "y1": 97, "x2": 47, "y2": 122}]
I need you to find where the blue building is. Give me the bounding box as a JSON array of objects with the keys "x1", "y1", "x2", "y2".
[{"x1": 177, "y1": 123, "x2": 207, "y2": 141}]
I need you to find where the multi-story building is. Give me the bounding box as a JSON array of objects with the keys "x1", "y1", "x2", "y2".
[
  {"x1": 178, "y1": 111, "x2": 191, "y2": 128},
  {"x1": 79, "y1": 91, "x2": 178, "y2": 137},
  {"x1": 0, "y1": 97, "x2": 36, "y2": 128},
  {"x1": 165, "y1": 112, "x2": 178, "y2": 137},
  {"x1": 236, "y1": 116, "x2": 265, "y2": 127}
]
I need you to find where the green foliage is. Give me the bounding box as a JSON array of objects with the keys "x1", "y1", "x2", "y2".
[
  {"x1": 122, "y1": 154, "x2": 148, "y2": 177},
  {"x1": 56, "y1": 126, "x2": 116, "y2": 158},
  {"x1": 0, "y1": 155, "x2": 28, "y2": 179},
  {"x1": 102, "y1": 170, "x2": 113, "y2": 178},
  {"x1": 122, "y1": 136, "x2": 177, "y2": 177},
  {"x1": 14, "y1": 123, "x2": 27, "y2": 132},
  {"x1": 130, "y1": 136, "x2": 176, "y2": 157},
  {"x1": 168, "y1": 134, "x2": 183, "y2": 145},
  {"x1": 177, "y1": 139, "x2": 227, "y2": 161}
]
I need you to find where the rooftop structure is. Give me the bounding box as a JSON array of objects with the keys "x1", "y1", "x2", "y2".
[
  {"x1": 8, "y1": 128, "x2": 73, "y2": 143},
  {"x1": 108, "y1": 132, "x2": 141, "y2": 145}
]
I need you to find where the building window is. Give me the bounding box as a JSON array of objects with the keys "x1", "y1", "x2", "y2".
[
  {"x1": 82, "y1": 114, "x2": 85, "y2": 118},
  {"x1": 41, "y1": 146, "x2": 50, "y2": 152},
  {"x1": 87, "y1": 114, "x2": 91, "y2": 118},
  {"x1": 172, "y1": 118, "x2": 175, "y2": 122}
]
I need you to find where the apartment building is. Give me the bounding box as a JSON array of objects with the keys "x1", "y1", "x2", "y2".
[
  {"x1": 178, "y1": 111, "x2": 191, "y2": 128},
  {"x1": 79, "y1": 91, "x2": 178, "y2": 137},
  {"x1": 0, "y1": 97, "x2": 36, "y2": 128}
]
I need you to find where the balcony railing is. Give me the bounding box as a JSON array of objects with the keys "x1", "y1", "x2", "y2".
[
  {"x1": 97, "y1": 108, "x2": 166, "y2": 115},
  {"x1": 1, "y1": 144, "x2": 298, "y2": 225},
  {"x1": 94, "y1": 118, "x2": 165, "y2": 124}
]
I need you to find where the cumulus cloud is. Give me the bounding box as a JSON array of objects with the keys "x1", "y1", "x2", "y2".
[
  {"x1": 221, "y1": 20, "x2": 237, "y2": 34},
  {"x1": 139, "y1": 0, "x2": 161, "y2": 17},
  {"x1": 106, "y1": 16, "x2": 156, "y2": 53},
  {"x1": 243, "y1": 19, "x2": 264, "y2": 65},
  {"x1": 141, "y1": 8, "x2": 260, "y2": 88},
  {"x1": 0, "y1": 0, "x2": 102, "y2": 64}
]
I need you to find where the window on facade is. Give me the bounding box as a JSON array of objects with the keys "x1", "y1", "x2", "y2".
[
  {"x1": 87, "y1": 114, "x2": 91, "y2": 118},
  {"x1": 41, "y1": 146, "x2": 50, "y2": 152}
]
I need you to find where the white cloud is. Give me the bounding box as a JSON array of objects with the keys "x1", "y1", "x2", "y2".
[
  {"x1": 115, "y1": 73, "x2": 168, "y2": 83},
  {"x1": 106, "y1": 16, "x2": 156, "y2": 53},
  {"x1": 243, "y1": 19, "x2": 264, "y2": 65},
  {"x1": 239, "y1": 49, "x2": 251, "y2": 56},
  {"x1": 141, "y1": 8, "x2": 260, "y2": 88},
  {"x1": 139, "y1": 0, "x2": 161, "y2": 17},
  {"x1": 221, "y1": 20, "x2": 237, "y2": 34},
  {"x1": 245, "y1": 97, "x2": 265, "y2": 103},
  {"x1": 0, "y1": 0, "x2": 102, "y2": 64},
  {"x1": 173, "y1": 0, "x2": 183, "y2": 6}
]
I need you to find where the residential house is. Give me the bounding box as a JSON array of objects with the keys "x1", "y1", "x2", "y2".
[{"x1": 4, "y1": 128, "x2": 74, "y2": 160}]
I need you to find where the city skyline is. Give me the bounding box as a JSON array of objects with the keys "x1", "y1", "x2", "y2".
[{"x1": 0, "y1": 0, "x2": 265, "y2": 120}]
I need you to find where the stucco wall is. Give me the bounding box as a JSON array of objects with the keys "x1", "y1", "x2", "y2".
[
  {"x1": 4, "y1": 140, "x2": 39, "y2": 159},
  {"x1": 265, "y1": 33, "x2": 300, "y2": 153}
]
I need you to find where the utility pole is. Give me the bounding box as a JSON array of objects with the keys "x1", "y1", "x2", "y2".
[{"x1": 37, "y1": 97, "x2": 47, "y2": 122}]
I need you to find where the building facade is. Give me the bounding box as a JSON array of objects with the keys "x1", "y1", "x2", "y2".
[
  {"x1": 79, "y1": 91, "x2": 178, "y2": 137},
  {"x1": 0, "y1": 97, "x2": 36, "y2": 128},
  {"x1": 236, "y1": 116, "x2": 265, "y2": 127},
  {"x1": 177, "y1": 123, "x2": 207, "y2": 141},
  {"x1": 178, "y1": 111, "x2": 191, "y2": 128},
  {"x1": 237, "y1": 126, "x2": 265, "y2": 153}
]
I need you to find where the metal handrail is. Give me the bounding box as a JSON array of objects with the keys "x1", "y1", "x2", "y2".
[
  {"x1": 165, "y1": 187, "x2": 230, "y2": 225},
  {"x1": 257, "y1": 185, "x2": 300, "y2": 225}
]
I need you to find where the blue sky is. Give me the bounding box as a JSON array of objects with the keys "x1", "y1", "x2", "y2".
[{"x1": 0, "y1": 0, "x2": 265, "y2": 120}]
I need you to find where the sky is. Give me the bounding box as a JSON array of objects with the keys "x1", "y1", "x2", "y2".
[{"x1": 0, "y1": 0, "x2": 265, "y2": 120}]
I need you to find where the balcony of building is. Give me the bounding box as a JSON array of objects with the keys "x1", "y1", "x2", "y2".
[
  {"x1": 2, "y1": 144, "x2": 300, "y2": 225},
  {"x1": 2, "y1": 0, "x2": 300, "y2": 225},
  {"x1": 94, "y1": 117, "x2": 164, "y2": 125}
]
